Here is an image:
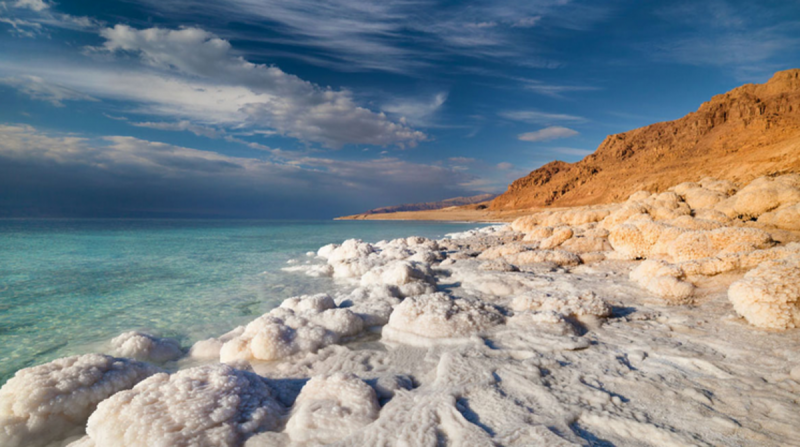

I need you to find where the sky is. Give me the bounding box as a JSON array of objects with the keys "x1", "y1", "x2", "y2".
[{"x1": 0, "y1": 0, "x2": 799, "y2": 218}]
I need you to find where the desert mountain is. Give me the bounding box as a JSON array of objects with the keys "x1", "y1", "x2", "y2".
[
  {"x1": 361, "y1": 193, "x2": 497, "y2": 215},
  {"x1": 491, "y1": 69, "x2": 800, "y2": 211}
]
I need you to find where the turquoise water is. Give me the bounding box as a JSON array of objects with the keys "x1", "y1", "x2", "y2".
[{"x1": 0, "y1": 219, "x2": 483, "y2": 384}]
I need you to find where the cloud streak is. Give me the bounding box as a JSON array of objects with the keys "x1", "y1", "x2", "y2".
[
  {"x1": 133, "y1": 0, "x2": 613, "y2": 73},
  {"x1": 0, "y1": 124, "x2": 480, "y2": 217},
  {"x1": 518, "y1": 126, "x2": 578, "y2": 142}
]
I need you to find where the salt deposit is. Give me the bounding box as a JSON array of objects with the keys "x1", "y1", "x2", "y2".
[
  {"x1": 75, "y1": 364, "x2": 283, "y2": 447},
  {"x1": 728, "y1": 256, "x2": 800, "y2": 329},
  {"x1": 382, "y1": 292, "x2": 504, "y2": 345},
  {"x1": 216, "y1": 294, "x2": 365, "y2": 363},
  {"x1": 284, "y1": 373, "x2": 380, "y2": 444},
  {"x1": 110, "y1": 331, "x2": 183, "y2": 363},
  {"x1": 0, "y1": 354, "x2": 158, "y2": 447},
  {"x1": 8, "y1": 174, "x2": 800, "y2": 446}
]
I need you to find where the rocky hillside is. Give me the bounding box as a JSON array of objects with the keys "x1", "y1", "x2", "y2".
[
  {"x1": 362, "y1": 193, "x2": 497, "y2": 214},
  {"x1": 491, "y1": 69, "x2": 800, "y2": 210}
]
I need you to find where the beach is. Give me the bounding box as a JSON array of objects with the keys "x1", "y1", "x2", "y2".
[{"x1": 2, "y1": 175, "x2": 800, "y2": 446}]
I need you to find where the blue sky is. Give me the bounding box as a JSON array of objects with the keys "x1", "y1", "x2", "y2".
[{"x1": 1, "y1": 0, "x2": 798, "y2": 218}]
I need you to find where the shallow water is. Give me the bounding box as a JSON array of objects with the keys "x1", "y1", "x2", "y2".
[{"x1": 0, "y1": 219, "x2": 484, "y2": 384}]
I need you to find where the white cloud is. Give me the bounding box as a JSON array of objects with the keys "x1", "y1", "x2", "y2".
[
  {"x1": 135, "y1": 0, "x2": 614, "y2": 73},
  {"x1": 0, "y1": 0, "x2": 99, "y2": 36},
  {"x1": 131, "y1": 121, "x2": 225, "y2": 139},
  {"x1": 499, "y1": 109, "x2": 586, "y2": 124},
  {"x1": 518, "y1": 126, "x2": 578, "y2": 142},
  {"x1": 13, "y1": 0, "x2": 49, "y2": 11},
  {"x1": 0, "y1": 25, "x2": 426, "y2": 149},
  {"x1": 94, "y1": 25, "x2": 427, "y2": 148},
  {"x1": 496, "y1": 162, "x2": 513, "y2": 169},
  {"x1": 0, "y1": 75, "x2": 97, "y2": 106},
  {"x1": 550, "y1": 147, "x2": 593, "y2": 156},
  {"x1": 0, "y1": 124, "x2": 479, "y2": 216},
  {"x1": 382, "y1": 92, "x2": 448, "y2": 127},
  {"x1": 520, "y1": 80, "x2": 599, "y2": 98}
]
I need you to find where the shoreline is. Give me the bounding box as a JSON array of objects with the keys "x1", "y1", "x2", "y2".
[
  {"x1": 3, "y1": 175, "x2": 800, "y2": 446},
  {"x1": 335, "y1": 205, "x2": 534, "y2": 222}
]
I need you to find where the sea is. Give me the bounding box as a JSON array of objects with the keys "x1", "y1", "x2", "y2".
[{"x1": 0, "y1": 219, "x2": 486, "y2": 385}]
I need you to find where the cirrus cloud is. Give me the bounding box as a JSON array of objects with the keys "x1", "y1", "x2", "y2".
[{"x1": 518, "y1": 126, "x2": 578, "y2": 142}]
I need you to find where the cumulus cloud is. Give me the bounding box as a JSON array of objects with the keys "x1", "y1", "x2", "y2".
[
  {"x1": 497, "y1": 162, "x2": 513, "y2": 170},
  {"x1": 0, "y1": 75, "x2": 97, "y2": 106},
  {"x1": 0, "y1": 124, "x2": 477, "y2": 217},
  {"x1": 86, "y1": 25, "x2": 425, "y2": 148},
  {"x1": 518, "y1": 126, "x2": 578, "y2": 142}
]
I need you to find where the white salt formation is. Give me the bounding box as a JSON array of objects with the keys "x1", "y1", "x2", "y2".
[
  {"x1": 383, "y1": 292, "x2": 504, "y2": 345},
  {"x1": 110, "y1": 331, "x2": 183, "y2": 363},
  {"x1": 9, "y1": 174, "x2": 800, "y2": 446},
  {"x1": 728, "y1": 256, "x2": 800, "y2": 329},
  {"x1": 217, "y1": 294, "x2": 364, "y2": 363},
  {"x1": 76, "y1": 364, "x2": 283, "y2": 447},
  {"x1": 0, "y1": 354, "x2": 157, "y2": 447},
  {"x1": 284, "y1": 373, "x2": 380, "y2": 444}
]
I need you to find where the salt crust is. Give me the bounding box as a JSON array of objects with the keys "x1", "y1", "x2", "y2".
[
  {"x1": 10, "y1": 174, "x2": 800, "y2": 447},
  {"x1": 510, "y1": 290, "x2": 611, "y2": 318},
  {"x1": 728, "y1": 256, "x2": 800, "y2": 329},
  {"x1": 110, "y1": 331, "x2": 183, "y2": 363},
  {"x1": 382, "y1": 292, "x2": 504, "y2": 345},
  {"x1": 75, "y1": 364, "x2": 283, "y2": 447},
  {"x1": 217, "y1": 294, "x2": 364, "y2": 363},
  {"x1": 284, "y1": 373, "x2": 380, "y2": 444},
  {"x1": 0, "y1": 354, "x2": 158, "y2": 447}
]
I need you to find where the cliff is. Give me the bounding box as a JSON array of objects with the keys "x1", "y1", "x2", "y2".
[{"x1": 492, "y1": 69, "x2": 800, "y2": 210}]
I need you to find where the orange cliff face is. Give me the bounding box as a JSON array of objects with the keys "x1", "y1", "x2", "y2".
[{"x1": 491, "y1": 69, "x2": 800, "y2": 211}]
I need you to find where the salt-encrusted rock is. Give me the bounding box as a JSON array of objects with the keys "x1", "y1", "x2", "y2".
[
  {"x1": 728, "y1": 256, "x2": 800, "y2": 329},
  {"x1": 219, "y1": 294, "x2": 364, "y2": 363},
  {"x1": 478, "y1": 243, "x2": 530, "y2": 260},
  {"x1": 630, "y1": 260, "x2": 694, "y2": 303},
  {"x1": 507, "y1": 310, "x2": 580, "y2": 336},
  {"x1": 678, "y1": 185, "x2": 728, "y2": 210},
  {"x1": 110, "y1": 331, "x2": 183, "y2": 363},
  {"x1": 510, "y1": 291, "x2": 611, "y2": 318},
  {"x1": 337, "y1": 285, "x2": 402, "y2": 327},
  {"x1": 608, "y1": 221, "x2": 683, "y2": 260},
  {"x1": 715, "y1": 174, "x2": 800, "y2": 219},
  {"x1": 0, "y1": 354, "x2": 158, "y2": 447},
  {"x1": 540, "y1": 227, "x2": 574, "y2": 249},
  {"x1": 668, "y1": 227, "x2": 773, "y2": 262},
  {"x1": 505, "y1": 249, "x2": 582, "y2": 267},
  {"x1": 479, "y1": 259, "x2": 520, "y2": 272},
  {"x1": 81, "y1": 364, "x2": 283, "y2": 447},
  {"x1": 359, "y1": 260, "x2": 436, "y2": 297},
  {"x1": 758, "y1": 203, "x2": 800, "y2": 230},
  {"x1": 383, "y1": 293, "x2": 504, "y2": 345},
  {"x1": 560, "y1": 236, "x2": 612, "y2": 254},
  {"x1": 285, "y1": 373, "x2": 380, "y2": 444}
]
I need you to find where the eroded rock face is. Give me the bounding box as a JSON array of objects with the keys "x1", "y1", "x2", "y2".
[{"x1": 491, "y1": 69, "x2": 800, "y2": 211}]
